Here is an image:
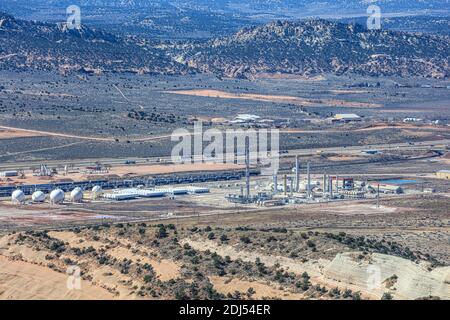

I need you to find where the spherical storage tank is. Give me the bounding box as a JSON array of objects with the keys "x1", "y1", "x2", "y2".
[
  {"x1": 11, "y1": 189, "x2": 25, "y2": 204},
  {"x1": 92, "y1": 185, "x2": 102, "y2": 199},
  {"x1": 70, "y1": 187, "x2": 83, "y2": 202},
  {"x1": 50, "y1": 189, "x2": 65, "y2": 204},
  {"x1": 32, "y1": 191, "x2": 46, "y2": 202}
]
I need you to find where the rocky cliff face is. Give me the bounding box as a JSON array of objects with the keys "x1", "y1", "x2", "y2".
[{"x1": 179, "y1": 19, "x2": 450, "y2": 79}]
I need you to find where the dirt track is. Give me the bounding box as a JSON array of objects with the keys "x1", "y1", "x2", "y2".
[{"x1": 1, "y1": 122, "x2": 447, "y2": 144}]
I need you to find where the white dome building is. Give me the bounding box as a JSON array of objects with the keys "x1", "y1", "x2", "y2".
[
  {"x1": 11, "y1": 189, "x2": 25, "y2": 204},
  {"x1": 50, "y1": 189, "x2": 65, "y2": 204},
  {"x1": 70, "y1": 187, "x2": 83, "y2": 203},
  {"x1": 31, "y1": 191, "x2": 46, "y2": 203},
  {"x1": 91, "y1": 185, "x2": 102, "y2": 199}
]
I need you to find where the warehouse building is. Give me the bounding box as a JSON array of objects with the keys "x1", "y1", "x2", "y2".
[{"x1": 330, "y1": 114, "x2": 362, "y2": 123}]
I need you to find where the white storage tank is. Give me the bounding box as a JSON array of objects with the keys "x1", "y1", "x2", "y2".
[
  {"x1": 92, "y1": 185, "x2": 102, "y2": 199},
  {"x1": 50, "y1": 189, "x2": 65, "y2": 204},
  {"x1": 102, "y1": 192, "x2": 138, "y2": 201},
  {"x1": 0, "y1": 170, "x2": 19, "y2": 177},
  {"x1": 187, "y1": 187, "x2": 210, "y2": 194},
  {"x1": 11, "y1": 189, "x2": 25, "y2": 204},
  {"x1": 70, "y1": 187, "x2": 83, "y2": 202},
  {"x1": 31, "y1": 191, "x2": 46, "y2": 203}
]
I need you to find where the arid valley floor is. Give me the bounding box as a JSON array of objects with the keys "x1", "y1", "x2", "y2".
[{"x1": 0, "y1": 71, "x2": 449, "y2": 300}]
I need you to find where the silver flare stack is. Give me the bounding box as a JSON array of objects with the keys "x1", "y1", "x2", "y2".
[
  {"x1": 329, "y1": 175, "x2": 333, "y2": 197},
  {"x1": 273, "y1": 174, "x2": 278, "y2": 195},
  {"x1": 245, "y1": 144, "x2": 250, "y2": 199},
  {"x1": 307, "y1": 162, "x2": 311, "y2": 198},
  {"x1": 295, "y1": 155, "x2": 300, "y2": 193}
]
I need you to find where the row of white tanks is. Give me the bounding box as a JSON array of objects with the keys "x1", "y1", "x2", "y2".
[{"x1": 11, "y1": 186, "x2": 103, "y2": 204}]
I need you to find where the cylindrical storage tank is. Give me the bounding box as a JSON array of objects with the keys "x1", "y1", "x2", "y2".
[
  {"x1": 70, "y1": 187, "x2": 83, "y2": 203},
  {"x1": 50, "y1": 189, "x2": 65, "y2": 204},
  {"x1": 11, "y1": 189, "x2": 25, "y2": 204},
  {"x1": 32, "y1": 191, "x2": 46, "y2": 203}
]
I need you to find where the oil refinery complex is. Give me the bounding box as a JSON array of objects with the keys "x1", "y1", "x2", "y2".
[
  {"x1": 0, "y1": 141, "x2": 449, "y2": 221},
  {"x1": 225, "y1": 154, "x2": 439, "y2": 207},
  {"x1": 1, "y1": 150, "x2": 447, "y2": 214}
]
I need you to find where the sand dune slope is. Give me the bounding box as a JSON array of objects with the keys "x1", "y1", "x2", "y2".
[{"x1": 0, "y1": 256, "x2": 115, "y2": 300}]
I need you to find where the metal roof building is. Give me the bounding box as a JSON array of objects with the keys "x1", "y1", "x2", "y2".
[{"x1": 332, "y1": 114, "x2": 362, "y2": 122}]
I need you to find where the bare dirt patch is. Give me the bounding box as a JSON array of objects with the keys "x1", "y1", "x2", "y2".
[
  {"x1": 0, "y1": 129, "x2": 42, "y2": 140},
  {"x1": 0, "y1": 255, "x2": 115, "y2": 300},
  {"x1": 166, "y1": 89, "x2": 381, "y2": 108}
]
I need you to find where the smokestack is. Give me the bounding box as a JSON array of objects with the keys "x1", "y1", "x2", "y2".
[
  {"x1": 329, "y1": 175, "x2": 333, "y2": 198},
  {"x1": 295, "y1": 155, "x2": 300, "y2": 192},
  {"x1": 245, "y1": 144, "x2": 250, "y2": 199},
  {"x1": 290, "y1": 178, "x2": 294, "y2": 197},
  {"x1": 336, "y1": 175, "x2": 339, "y2": 193},
  {"x1": 283, "y1": 175, "x2": 287, "y2": 196},
  {"x1": 323, "y1": 174, "x2": 327, "y2": 194},
  {"x1": 307, "y1": 162, "x2": 311, "y2": 198}
]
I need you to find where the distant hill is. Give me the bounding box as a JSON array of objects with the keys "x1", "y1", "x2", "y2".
[
  {"x1": 1, "y1": 1, "x2": 448, "y2": 41},
  {"x1": 338, "y1": 16, "x2": 450, "y2": 35},
  {"x1": 1, "y1": 13, "x2": 449, "y2": 79},
  {"x1": 0, "y1": 0, "x2": 252, "y2": 40},
  {"x1": 178, "y1": 19, "x2": 450, "y2": 79},
  {"x1": 0, "y1": 12, "x2": 190, "y2": 75},
  {"x1": 2, "y1": 1, "x2": 449, "y2": 18}
]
